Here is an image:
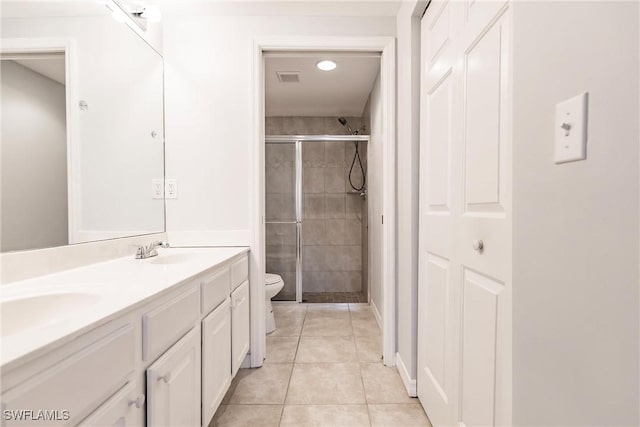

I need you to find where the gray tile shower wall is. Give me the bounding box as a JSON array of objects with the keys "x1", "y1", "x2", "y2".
[
  {"x1": 266, "y1": 116, "x2": 363, "y2": 136},
  {"x1": 265, "y1": 117, "x2": 368, "y2": 299}
]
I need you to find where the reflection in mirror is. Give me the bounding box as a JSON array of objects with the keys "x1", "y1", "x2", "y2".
[
  {"x1": 1, "y1": 53, "x2": 68, "y2": 251},
  {"x1": 1, "y1": 1, "x2": 165, "y2": 253}
]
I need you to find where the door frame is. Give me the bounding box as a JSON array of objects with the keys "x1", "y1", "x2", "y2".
[
  {"x1": 251, "y1": 36, "x2": 397, "y2": 366},
  {"x1": 0, "y1": 38, "x2": 80, "y2": 245}
]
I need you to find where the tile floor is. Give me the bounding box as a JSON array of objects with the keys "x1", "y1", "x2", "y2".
[{"x1": 211, "y1": 303, "x2": 431, "y2": 427}]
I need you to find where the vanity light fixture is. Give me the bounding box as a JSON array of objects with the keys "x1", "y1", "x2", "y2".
[
  {"x1": 134, "y1": 5, "x2": 162, "y2": 23},
  {"x1": 107, "y1": 1, "x2": 161, "y2": 31},
  {"x1": 316, "y1": 60, "x2": 337, "y2": 71}
]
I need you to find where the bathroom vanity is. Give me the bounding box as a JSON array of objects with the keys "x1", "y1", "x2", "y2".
[{"x1": 0, "y1": 248, "x2": 250, "y2": 427}]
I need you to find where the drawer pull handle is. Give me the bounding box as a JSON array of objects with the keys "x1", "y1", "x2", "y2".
[
  {"x1": 158, "y1": 373, "x2": 172, "y2": 384},
  {"x1": 472, "y1": 240, "x2": 484, "y2": 252},
  {"x1": 129, "y1": 394, "x2": 146, "y2": 409}
]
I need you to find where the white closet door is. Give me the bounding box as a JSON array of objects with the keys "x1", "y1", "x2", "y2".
[{"x1": 418, "y1": 1, "x2": 512, "y2": 426}]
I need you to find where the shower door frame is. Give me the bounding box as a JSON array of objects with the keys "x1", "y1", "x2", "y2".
[{"x1": 266, "y1": 135, "x2": 370, "y2": 303}]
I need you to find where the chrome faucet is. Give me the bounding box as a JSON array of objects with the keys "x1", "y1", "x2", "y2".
[{"x1": 135, "y1": 241, "x2": 170, "y2": 259}]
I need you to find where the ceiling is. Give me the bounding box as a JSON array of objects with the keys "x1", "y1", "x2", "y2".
[
  {"x1": 0, "y1": 1, "x2": 109, "y2": 18},
  {"x1": 2, "y1": 0, "x2": 401, "y2": 18},
  {"x1": 265, "y1": 53, "x2": 380, "y2": 117},
  {"x1": 156, "y1": 1, "x2": 401, "y2": 17},
  {"x1": 13, "y1": 57, "x2": 66, "y2": 85}
]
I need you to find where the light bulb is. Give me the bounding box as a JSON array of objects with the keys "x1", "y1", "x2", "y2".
[{"x1": 316, "y1": 60, "x2": 337, "y2": 71}]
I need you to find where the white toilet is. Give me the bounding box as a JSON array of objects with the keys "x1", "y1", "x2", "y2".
[{"x1": 265, "y1": 273, "x2": 285, "y2": 333}]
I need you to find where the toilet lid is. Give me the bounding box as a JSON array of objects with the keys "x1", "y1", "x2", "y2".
[{"x1": 265, "y1": 273, "x2": 283, "y2": 285}]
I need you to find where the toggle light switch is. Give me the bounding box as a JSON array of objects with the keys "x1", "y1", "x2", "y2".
[{"x1": 554, "y1": 92, "x2": 588, "y2": 164}]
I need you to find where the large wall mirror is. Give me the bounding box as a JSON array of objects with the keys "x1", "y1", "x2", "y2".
[{"x1": 1, "y1": 1, "x2": 165, "y2": 252}]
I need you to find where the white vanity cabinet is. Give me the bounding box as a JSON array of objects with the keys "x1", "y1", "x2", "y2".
[
  {"x1": 230, "y1": 255, "x2": 250, "y2": 376},
  {"x1": 201, "y1": 298, "x2": 232, "y2": 425},
  {"x1": 78, "y1": 381, "x2": 144, "y2": 427},
  {"x1": 0, "y1": 249, "x2": 250, "y2": 427},
  {"x1": 231, "y1": 280, "x2": 250, "y2": 376},
  {"x1": 146, "y1": 326, "x2": 201, "y2": 427}
]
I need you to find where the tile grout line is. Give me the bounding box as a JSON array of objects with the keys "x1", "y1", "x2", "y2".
[
  {"x1": 277, "y1": 305, "x2": 307, "y2": 427},
  {"x1": 350, "y1": 304, "x2": 373, "y2": 427}
]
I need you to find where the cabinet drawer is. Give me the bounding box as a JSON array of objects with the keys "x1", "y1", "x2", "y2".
[
  {"x1": 143, "y1": 285, "x2": 199, "y2": 362},
  {"x1": 1, "y1": 325, "x2": 135, "y2": 426},
  {"x1": 201, "y1": 266, "x2": 230, "y2": 315},
  {"x1": 230, "y1": 255, "x2": 248, "y2": 291}
]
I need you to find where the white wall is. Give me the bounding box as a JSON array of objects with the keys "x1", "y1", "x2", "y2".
[
  {"x1": 395, "y1": 0, "x2": 422, "y2": 388},
  {"x1": 512, "y1": 2, "x2": 639, "y2": 425},
  {"x1": 367, "y1": 71, "x2": 383, "y2": 319},
  {"x1": 162, "y1": 14, "x2": 396, "y2": 245},
  {"x1": 1, "y1": 60, "x2": 68, "y2": 252}
]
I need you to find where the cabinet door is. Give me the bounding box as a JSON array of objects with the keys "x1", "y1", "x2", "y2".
[
  {"x1": 231, "y1": 280, "x2": 250, "y2": 376},
  {"x1": 146, "y1": 326, "x2": 201, "y2": 427},
  {"x1": 79, "y1": 381, "x2": 144, "y2": 427},
  {"x1": 202, "y1": 298, "x2": 232, "y2": 426}
]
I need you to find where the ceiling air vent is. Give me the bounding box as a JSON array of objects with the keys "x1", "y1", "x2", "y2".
[{"x1": 277, "y1": 71, "x2": 300, "y2": 83}]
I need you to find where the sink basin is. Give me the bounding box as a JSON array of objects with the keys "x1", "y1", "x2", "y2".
[
  {"x1": 146, "y1": 253, "x2": 195, "y2": 265},
  {"x1": 1, "y1": 292, "x2": 101, "y2": 337}
]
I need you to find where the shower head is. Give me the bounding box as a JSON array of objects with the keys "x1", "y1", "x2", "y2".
[{"x1": 337, "y1": 116, "x2": 354, "y2": 135}]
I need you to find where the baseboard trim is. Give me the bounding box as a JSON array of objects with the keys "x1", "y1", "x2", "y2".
[
  {"x1": 396, "y1": 351, "x2": 417, "y2": 397},
  {"x1": 241, "y1": 353, "x2": 253, "y2": 369},
  {"x1": 371, "y1": 299, "x2": 383, "y2": 331}
]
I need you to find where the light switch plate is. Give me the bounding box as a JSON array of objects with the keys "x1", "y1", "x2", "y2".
[
  {"x1": 554, "y1": 92, "x2": 588, "y2": 164},
  {"x1": 152, "y1": 179, "x2": 164, "y2": 199},
  {"x1": 165, "y1": 179, "x2": 178, "y2": 199}
]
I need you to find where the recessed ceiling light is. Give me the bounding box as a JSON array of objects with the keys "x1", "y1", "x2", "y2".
[{"x1": 316, "y1": 60, "x2": 337, "y2": 71}]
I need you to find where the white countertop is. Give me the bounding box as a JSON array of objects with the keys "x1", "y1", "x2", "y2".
[{"x1": 0, "y1": 247, "x2": 249, "y2": 370}]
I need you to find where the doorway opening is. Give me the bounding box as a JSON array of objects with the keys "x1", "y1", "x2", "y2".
[
  {"x1": 251, "y1": 36, "x2": 396, "y2": 368},
  {"x1": 263, "y1": 52, "x2": 379, "y2": 305}
]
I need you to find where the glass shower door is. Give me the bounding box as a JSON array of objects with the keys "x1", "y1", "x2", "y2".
[{"x1": 265, "y1": 142, "x2": 299, "y2": 301}]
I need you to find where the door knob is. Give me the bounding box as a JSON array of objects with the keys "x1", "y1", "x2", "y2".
[
  {"x1": 158, "y1": 373, "x2": 171, "y2": 384},
  {"x1": 129, "y1": 394, "x2": 145, "y2": 408},
  {"x1": 472, "y1": 240, "x2": 484, "y2": 252}
]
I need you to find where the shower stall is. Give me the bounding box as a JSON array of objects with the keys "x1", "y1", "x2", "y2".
[{"x1": 265, "y1": 134, "x2": 369, "y2": 303}]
